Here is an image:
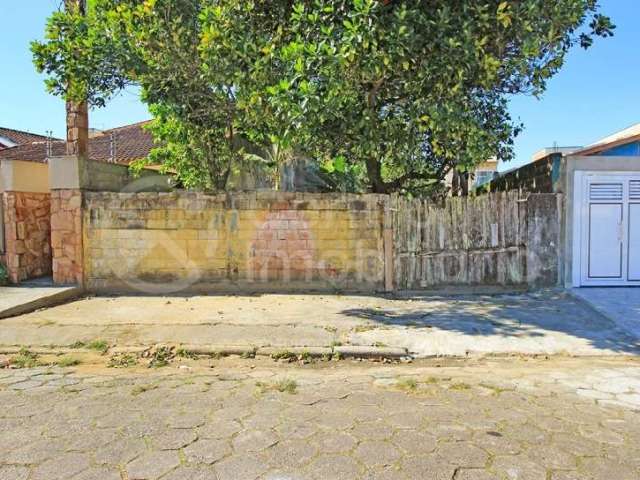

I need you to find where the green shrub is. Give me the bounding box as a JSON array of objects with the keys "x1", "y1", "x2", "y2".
[{"x1": 0, "y1": 263, "x2": 8, "y2": 285}]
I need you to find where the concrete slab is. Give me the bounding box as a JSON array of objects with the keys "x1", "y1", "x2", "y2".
[
  {"x1": 0, "y1": 282, "x2": 82, "y2": 319},
  {"x1": 570, "y1": 288, "x2": 640, "y2": 340},
  {"x1": 1, "y1": 291, "x2": 638, "y2": 358}
]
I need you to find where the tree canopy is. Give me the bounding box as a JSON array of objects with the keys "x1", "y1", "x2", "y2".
[{"x1": 33, "y1": 0, "x2": 614, "y2": 194}]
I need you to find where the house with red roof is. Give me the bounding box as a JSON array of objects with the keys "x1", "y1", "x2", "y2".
[{"x1": 0, "y1": 121, "x2": 159, "y2": 283}]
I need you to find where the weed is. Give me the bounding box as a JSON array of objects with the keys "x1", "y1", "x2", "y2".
[
  {"x1": 332, "y1": 352, "x2": 342, "y2": 361},
  {"x1": 299, "y1": 351, "x2": 312, "y2": 362},
  {"x1": 175, "y1": 348, "x2": 197, "y2": 359},
  {"x1": 424, "y1": 376, "x2": 440, "y2": 384},
  {"x1": 330, "y1": 340, "x2": 343, "y2": 347},
  {"x1": 397, "y1": 378, "x2": 418, "y2": 391},
  {"x1": 479, "y1": 383, "x2": 513, "y2": 396},
  {"x1": 56, "y1": 356, "x2": 81, "y2": 368},
  {"x1": 149, "y1": 346, "x2": 173, "y2": 368},
  {"x1": 450, "y1": 382, "x2": 472, "y2": 391},
  {"x1": 256, "y1": 378, "x2": 298, "y2": 395},
  {"x1": 132, "y1": 384, "x2": 158, "y2": 396},
  {"x1": 271, "y1": 350, "x2": 297, "y2": 362},
  {"x1": 373, "y1": 341, "x2": 388, "y2": 348},
  {"x1": 324, "y1": 326, "x2": 337, "y2": 334},
  {"x1": 10, "y1": 349, "x2": 39, "y2": 369},
  {"x1": 85, "y1": 340, "x2": 109, "y2": 354},
  {"x1": 353, "y1": 325, "x2": 376, "y2": 333},
  {"x1": 276, "y1": 378, "x2": 297, "y2": 394},
  {"x1": 107, "y1": 353, "x2": 138, "y2": 368},
  {"x1": 69, "y1": 341, "x2": 86, "y2": 349},
  {"x1": 241, "y1": 349, "x2": 256, "y2": 359}
]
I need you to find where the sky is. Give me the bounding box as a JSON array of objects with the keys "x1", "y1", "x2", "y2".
[{"x1": 1, "y1": 0, "x2": 638, "y2": 171}]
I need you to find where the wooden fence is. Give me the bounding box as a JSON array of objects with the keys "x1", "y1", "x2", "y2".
[{"x1": 392, "y1": 192, "x2": 561, "y2": 290}]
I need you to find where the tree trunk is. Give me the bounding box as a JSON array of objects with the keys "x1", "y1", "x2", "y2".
[
  {"x1": 65, "y1": 0, "x2": 89, "y2": 158},
  {"x1": 365, "y1": 156, "x2": 387, "y2": 194},
  {"x1": 65, "y1": 100, "x2": 89, "y2": 157}
]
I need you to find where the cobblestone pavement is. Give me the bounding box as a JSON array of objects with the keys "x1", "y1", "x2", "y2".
[{"x1": 1, "y1": 357, "x2": 640, "y2": 480}]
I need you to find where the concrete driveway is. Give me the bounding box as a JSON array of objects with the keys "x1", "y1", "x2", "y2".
[
  {"x1": 1, "y1": 291, "x2": 639, "y2": 358},
  {"x1": 571, "y1": 288, "x2": 640, "y2": 340},
  {"x1": 0, "y1": 282, "x2": 80, "y2": 319}
]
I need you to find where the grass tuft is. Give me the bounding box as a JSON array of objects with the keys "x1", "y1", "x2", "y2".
[
  {"x1": 397, "y1": 378, "x2": 418, "y2": 391},
  {"x1": 10, "y1": 348, "x2": 40, "y2": 369},
  {"x1": 450, "y1": 382, "x2": 472, "y2": 391},
  {"x1": 107, "y1": 353, "x2": 138, "y2": 368},
  {"x1": 132, "y1": 384, "x2": 158, "y2": 396},
  {"x1": 256, "y1": 378, "x2": 298, "y2": 395},
  {"x1": 56, "y1": 356, "x2": 81, "y2": 368}
]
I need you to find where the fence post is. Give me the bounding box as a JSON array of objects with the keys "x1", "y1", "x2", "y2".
[{"x1": 383, "y1": 195, "x2": 394, "y2": 292}]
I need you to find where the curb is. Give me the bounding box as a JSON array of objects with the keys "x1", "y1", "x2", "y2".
[
  {"x1": 0, "y1": 344, "x2": 410, "y2": 361},
  {"x1": 334, "y1": 345, "x2": 408, "y2": 359},
  {"x1": 0, "y1": 287, "x2": 83, "y2": 320},
  {"x1": 256, "y1": 346, "x2": 333, "y2": 358}
]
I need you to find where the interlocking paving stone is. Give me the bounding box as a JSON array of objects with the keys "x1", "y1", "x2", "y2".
[
  {"x1": 399, "y1": 454, "x2": 455, "y2": 480},
  {"x1": 263, "y1": 440, "x2": 318, "y2": 469},
  {"x1": 160, "y1": 465, "x2": 219, "y2": 480},
  {"x1": 30, "y1": 452, "x2": 91, "y2": 480},
  {"x1": 232, "y1": 429, "x2": 279, "y2": 453},
  {"x1": 149, "y1": 428, "x2": 197, "y2": 450},
  {"x1": 305, "y1": 454, "x2": 362, "y2": 479},
  {"x1": 0, "y1": 465, "x2": 29, "y2": 480},
  {"x1": 0, "y1": 358, "x2": 639, "y2": 480},
  {"x1": 310, "y1": 431, "x2": 358, "y2": 453},
  {"x1": 214, "y1": 454, "x2": 267, "y2": 480},
  {"x1": 126, "y1": 451, "x2": 180, "y2": 480},
  {"x1": 183, "y1": 438, "x2": 230, "y2": 465},
  {"x1": 354, "y1": 441, "x2": 402, "y2": 467},
  {"x1": 70, "y1": 467, "x2": 121, "y2": 480}
]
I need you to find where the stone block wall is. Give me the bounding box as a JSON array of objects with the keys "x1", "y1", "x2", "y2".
[
  {"x1": 1, "y1": 191, "x2": 51, "y2": 283},
  {"x1": 481, "y1": 153, "x2": 562, "y2": 195},
  {"x1": 51, "y1": 189, "x2": 83, "y2": 285},
  {"x1": 393, "y1": 192, "x2": 561, "y2": 289},
  {"x1": 83, "y1": 192, "x2": 386, "y2": 293}
]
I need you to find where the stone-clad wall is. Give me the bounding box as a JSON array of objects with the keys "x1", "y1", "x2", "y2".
[
  {"x1": 83, "y1": 192, "x2": 387, "y2": 293},
  {"x1": 1, "y1": 191, "x2": 51, "y2": 283}
]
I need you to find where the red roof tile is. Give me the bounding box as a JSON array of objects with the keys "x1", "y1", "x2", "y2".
[
  {"x1": 0, "y1": 121, "x2": 155, "y2": 165},
  {"x1": 0, "y1": 127, "x2": 55, "y2": 147}
]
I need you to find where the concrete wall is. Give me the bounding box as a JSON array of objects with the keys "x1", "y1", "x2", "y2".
[
  {"x1": 393, "y1": 192, "x2": 562, "y2": 289},
  {"x1": 0, "y1": 160, "x2": 49, "y2": 194},
  {"x1": 49, "y1": 155, "x2": 172, "y2": 193},
  {"x1": 82, "y1": 192, "x2": 387, "y2": 293}
]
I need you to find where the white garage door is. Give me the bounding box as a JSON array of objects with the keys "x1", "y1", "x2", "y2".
[{"x1": 578, "y1": 173, "x2": 640, "y2": 286}]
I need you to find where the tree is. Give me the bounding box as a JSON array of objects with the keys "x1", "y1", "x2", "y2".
[{"x1": 33, "y1": 0, "x2": 613, "y2": 194}]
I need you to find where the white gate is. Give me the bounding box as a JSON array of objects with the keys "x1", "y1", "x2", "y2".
[{"x1": 575, "y1": 172, "x2": 640, "y2": 286}]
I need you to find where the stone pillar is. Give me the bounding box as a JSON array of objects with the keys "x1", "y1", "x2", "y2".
[
  {"x1": 66, "y1": 100, "x2": 89, "y2": 158},
  {"x1": 49, "y1": 155, "x2": 85, "y2": 286},
  {"x1": 50, "y1": 189, "x2": 83, "y2": 285},
  {"x1": 55, "y1": 0, "x2": 88, "y2": 286}
]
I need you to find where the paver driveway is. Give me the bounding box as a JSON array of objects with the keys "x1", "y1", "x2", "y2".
[{"x1": 1, "y1": 356, "x2": 639, "y2": 480}]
